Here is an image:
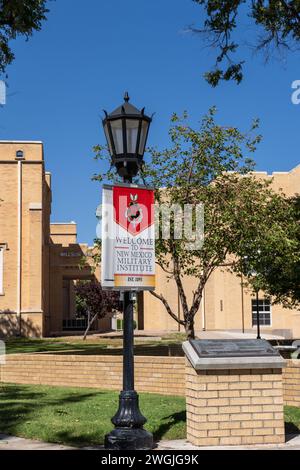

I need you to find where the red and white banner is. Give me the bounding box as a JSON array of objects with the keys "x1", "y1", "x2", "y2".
[{"x1": 101, "y1": 184, "x2": 155, "y2": 290}]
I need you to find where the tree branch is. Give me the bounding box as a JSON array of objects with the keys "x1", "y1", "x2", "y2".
[{"x1": 149, "y1": 290, "x2": 185, "y2": 326}]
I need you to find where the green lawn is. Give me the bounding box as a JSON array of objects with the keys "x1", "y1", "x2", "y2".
[
  {"x1": 3, "y1": 338, "x2": 114, "y2": 355},
  {"x1": 3, "y1": 336, "x2": 185, "y2": 356},
  {"x1": 0, "y1": 383, "x2": 299, "y2": 447},
  {"x1": 284, "y1": 406, "x2": 300, "y2": 434},
  {"x1": 0, "y1": 383, "x2": 186, "y2": 446}
]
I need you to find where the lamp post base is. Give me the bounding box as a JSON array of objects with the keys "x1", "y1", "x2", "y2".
[
  {"x1": 105, "y1": 427, "x2": 153, "y2": 451},
  {"x1": 105, "y1": 390, "x2": 153, "y2": 450}
]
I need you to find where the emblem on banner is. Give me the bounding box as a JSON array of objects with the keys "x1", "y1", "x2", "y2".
[{"x1": 125, "y1": 193, "x2": 143, "y2": 227}]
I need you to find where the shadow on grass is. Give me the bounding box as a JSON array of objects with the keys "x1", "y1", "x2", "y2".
[
  {"x1": 152, "y1": 410, "x2": 186, "y2": 442},
  {"x1": 50, "y1": 431, "x2": 105, "y2": 448},
  {"x1": 5, "y1": 338, "x2": 184, "y2": 357},
  {"x1": 0, "y1": 384, "x2": 114, "y2": 446},
  {"x1": 2, "y1": 384, "x2": 298, "y2": 448},
  {"x1": 0, "y1": 383, "x2": 103, "y2": 406},
  {"x1": 285, "y1": 421, "x2": 300, "y2": 438},
  {"x1": 0, "y1": 385, "x2": 45, "y2": 430},
  {"x1": 4, "y1": 339, "x2": 79, "y2": 355},
  {"x1": 0, "y1": 384, "x2": 186, "y2": 447},
  {"x1": 44, "y1": 343, "x2": 184, "y2": 357}
]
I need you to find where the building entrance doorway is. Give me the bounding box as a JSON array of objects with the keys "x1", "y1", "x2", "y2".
[{"x1": 62, "y1": 277, "x2": 94, "y2": 331}]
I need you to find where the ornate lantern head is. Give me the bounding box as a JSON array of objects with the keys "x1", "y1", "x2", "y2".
[{"x1": 102, "y1": 92, "x2": 152, "y2": 180}]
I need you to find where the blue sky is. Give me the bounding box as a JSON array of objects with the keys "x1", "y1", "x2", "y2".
[{"x1": 1, "y1": 0, "x2": 300, "y2": 244}]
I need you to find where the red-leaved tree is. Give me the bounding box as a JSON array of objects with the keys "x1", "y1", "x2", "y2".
[{"x1": 74, "y1": 281, "x2": 121, "y2": 340}]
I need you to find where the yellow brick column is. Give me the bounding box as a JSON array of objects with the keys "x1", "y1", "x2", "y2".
[
  {"x1": 183, "y1": 340, "x2": 286, "y2": 447},
  {"x1": 283, "y1": 359, "x2": 300, "y2": 407}
]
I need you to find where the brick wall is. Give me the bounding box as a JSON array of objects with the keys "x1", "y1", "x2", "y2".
[
  {"x1": 283, "y1": 359, "x2": 300, "y2": 407},
  {"x1": 0, "y1": 354, "x2": 185, "y2": 396},
  {"x1": 186, "y1": 363, "x2": 285, "y2": 446},
  {"x1": 1, "y1": 354, "x2": 300, "y2": 415}
]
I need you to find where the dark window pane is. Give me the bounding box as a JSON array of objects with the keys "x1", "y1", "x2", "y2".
[
  {"x1": 251, "y1": 298, "x2": 271, "y2": 326},
  {"x1": 126, "y1": 119, "x2": 139, "y2": 153},
  {"x1": 110, "y1": 119, "x2": 123, "y2": 154},
  {"x1": 138, "y1": 120, "x2": 149, "y2": 155}
]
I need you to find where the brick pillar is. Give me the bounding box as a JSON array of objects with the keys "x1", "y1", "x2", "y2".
[
  {"x1": 186, "y1": 362, "x2": 285, "y2": 446},
  {"x1": 283, "y1": 359, "x2": 300, "y2": 407}
]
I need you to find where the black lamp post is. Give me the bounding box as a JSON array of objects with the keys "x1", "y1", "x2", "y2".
[
  {"x1": 255, "y1": 289, "x2": 261, "y2": 340},
  {"x1": 243, "y1": 254, "x2": 262, "y2": 340},
  {"x1": 102, "y1": 93, "x2": 153, "y2": 450}
]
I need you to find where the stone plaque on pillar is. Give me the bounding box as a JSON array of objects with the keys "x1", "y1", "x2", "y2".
[{"x1": 184, "y1": 339, "x2": 284, "y2": 370}]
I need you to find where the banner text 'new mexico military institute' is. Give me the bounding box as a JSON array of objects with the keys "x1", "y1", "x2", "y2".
[{"x1": 101, "y1": 184, "x2": 155, "y2": 290}]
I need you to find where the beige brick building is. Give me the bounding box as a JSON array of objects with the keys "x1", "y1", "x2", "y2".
[
  {"x1": 0, "y1": 141, "x2": 110, "y2": 337},
  {"x1": 0, "y1": 141, "x2": 299, "y2": 338},
  {"x1": 141, "y1": 166, "x2": 300, "y2": 339}
]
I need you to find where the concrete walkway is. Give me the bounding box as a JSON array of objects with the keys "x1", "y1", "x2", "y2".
[
  {"x1": 1, "y1": 433, "x2": 300, "y2": 451},
  {"x1": 157, "y1": 434, "x2": 300, "y2": 450},
  {"x1": 0, "y1": 434, "x2": 75, "y2": 450}
]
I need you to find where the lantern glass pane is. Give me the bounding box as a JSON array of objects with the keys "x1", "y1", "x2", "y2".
[
  {"x1": 110, "y1": 119, "x2": 123, "y2": 154},
  {"x1": 104, "y1": 123, "x2": 113, "y2": 155},
  {"x1": 126, "y1": 119, "x2": 139, "y2": 154},
  {"x1": 138, "y1": 120, "x2": 149, "y2": 155}
]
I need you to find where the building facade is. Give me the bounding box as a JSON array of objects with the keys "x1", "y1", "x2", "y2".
[
  {"x1": 0, "y1": 141, "x2": 299, "y2": 338},
  {"x1": 0, "y1": 141, "x2": 110, "y2": 337},
  {"x1": 141, "y1": 166, "x2": 300, "y2": 339}
]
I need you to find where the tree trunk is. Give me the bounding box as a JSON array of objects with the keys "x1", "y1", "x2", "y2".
[
  {"x1": 185, "y1": 319, "x2": 195, "y2": 340},
  {"x1": 83, "y1": 311, "x2": 98, "y2": 340}
]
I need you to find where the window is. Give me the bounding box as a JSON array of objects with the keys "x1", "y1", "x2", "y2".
[
  {"x1": 0, "y1": 246, "x2": 4, "y2": 295},
  {"x1": 252, "y1": 298, "x2": 271, "y2": 326}
]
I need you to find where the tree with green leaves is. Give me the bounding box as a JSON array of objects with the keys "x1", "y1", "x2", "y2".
[
  {"x1": 192, "y1": 0, "x2": 300, "y2": 86},
  {"x1": 0, "y1": 0, "x2": 49, "y2": 75},
  {"x1": 239, "y1": 194, "x2": 300, "y2": 309},
  {"x1": 94, "y1": 107, "x2": 299, "y2": 339}
]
